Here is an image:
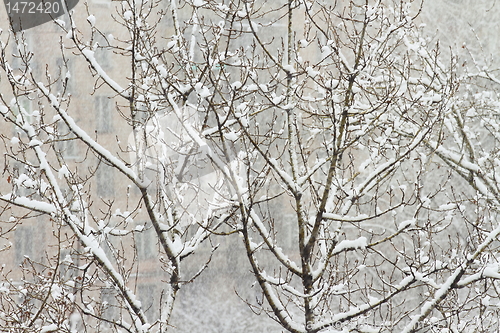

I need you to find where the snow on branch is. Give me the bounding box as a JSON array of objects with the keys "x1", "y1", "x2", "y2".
[
  {"x1": 0, "y1": 194, "x2": 56, "y2": 214},
  {"x1": 35, "y1": 81, "x2": 139, "y2": 184},
  {"x1": 167, "y1": 93, "x2": 232, "y2": 180},
  {"x1": 12, "y1": 115, "x2": 149, "y2": 330},
  {"x1": 428, "y1": 139, "x2": 499, "y2": 200},
  {"x1": 331, "y1": 236, "x2": 367, "y2": 255},
  {"x1": 258, "y1": 276, "x2": 304, "y2": 333},
  {"x1": 430, "y1": 143, "x2": 480, "y2": 173},
  {"x1": 456, "y1": 263, "x2": 500, "y2": 287},
  {"x1": 312, "y1": 275, "x2": 417, "y2": 332},
  {"x1": 0, "y1": 71, "x2": 153, "y2": 329},
  {"x1": 80, "y1": 48, "x2": 130, "y2": 99},
  {"x1": 400, "y1": 223, "x2": 500, "y2": 333},
  {"x1": 250, "y1": 209, "x2": 302, "y2": 275},
  {"x1": 268, "y1": 158, "x2": 301, "y2": 195}
]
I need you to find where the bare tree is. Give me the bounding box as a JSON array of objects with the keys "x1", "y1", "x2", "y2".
[
  {"x1": 1, "y1": 0, "x2": 500, "y2": 332},
  {"x1": 0, "y1": 0, "x2": 225, "y2": 331}
]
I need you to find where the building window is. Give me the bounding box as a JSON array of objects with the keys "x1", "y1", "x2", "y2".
[
  {"x1": 95, "y1": 96, "x2": 113, "y2": 133},
  {"x1": 12, "y1": 162, "x2": 36, "y2": 198},
  {"x1": 93, "y1": 34, "x2": 112, "y2": 70},
  {"x1": 12, "y1": 96, "x2": 32, "y2": 123},
  {"x1": 100, "y1": 288, "x2": 118, "y2": 323},
  {"x1": 56, "y1": 57, "x2": 73, "y2": 95},
  {"x1": 10, "y1": 33, "x2": 32, "y2": 71},
  {"x1": 138, "y1": 284, "x2": 157, "y2": 319},
  {"x1": 57, "y1": 138, "x2": 78, "y2": 159},
  {"x1": 94, "y1": 44, "x2": 111, "y2": 70},
  {"x1": 281, "y1": 213, "x2": 297, "y2": 250},
  {"x1": 95, "y1": 48, "x2": 111, "y2": 70},
  {"x1": 11, "y1": 44, "x2": 22, "y2": 70},
  {"x1": 135, "y1": 226, "x2": 156, "y2": 260},
  {"x1": 267, "y1": 199, "x2": 297, "y2": 251},
  {"x1": 59, "y1": 250, "x2": 77, "y2": 279},
  {"x1": 96, "y1": 164, "x2": 114, "y2": 197},
  {"x1": 55, "y1": 123, "x2": 78, "y2": 159},
  {"x1": 15, "y1": 225, "x2": 34, "y2": 264},
  {"x1": 10, "y1": 98, "x2": 32, "y2": 148}
]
